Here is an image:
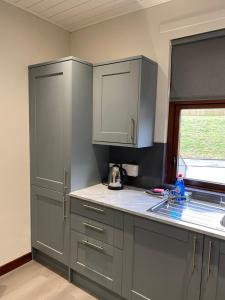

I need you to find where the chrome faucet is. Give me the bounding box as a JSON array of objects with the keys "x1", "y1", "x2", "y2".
[
  {"x1": 220, "y1": 196, "x2": 225, "y2": 207},
  {"x1": 163, "y1": 189, "x2": 192, "y2": 207}
]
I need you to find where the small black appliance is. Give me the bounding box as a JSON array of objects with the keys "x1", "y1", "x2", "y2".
[{"x1": 108, "y1": 164, "x2": 127, "y2": 190}]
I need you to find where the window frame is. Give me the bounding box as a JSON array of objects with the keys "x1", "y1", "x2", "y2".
[{"x1": 166, "y1": 99, "x2": 225, "y2": 193}]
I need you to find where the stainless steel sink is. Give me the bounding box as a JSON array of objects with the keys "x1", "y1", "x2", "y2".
[{"x1": 149, "y1": 199, "x2": 225, "y2": 231}]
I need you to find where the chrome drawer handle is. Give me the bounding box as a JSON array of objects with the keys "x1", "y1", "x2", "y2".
[
  {"x1": 83, "y1": 204, "x2": 105, "y2": 213},
  {"x1": 207, "y1": 240, "x2": 212, "y2": 279},
  {"x1": 192, "y1": 236, "x2": 197, "y2": 273},
  {"x1": 63, "y1": 197, "x2": 67, "y2": 220},
  {"x1": 81, "y1": 240, "x2": 104, "y2": 251},
  {"x1": 83, "y1": 222, "x2": 104, "y2": 232},
  {"x1": 131, "y1": 118, "x2": 135, "y2": 143}
]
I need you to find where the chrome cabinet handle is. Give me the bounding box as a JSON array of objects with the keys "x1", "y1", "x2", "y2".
[
  {"x1": 131, "y1": 118, "x2": 135, "y2": 143},
  {"x1": 83, "y1": 222, "x2": 104, "y2": 232},
  {"x1": 63, "y1": 197, "x2": 67, "y2": 220},
  {"x1": 83, "y1": 204, "x2": 105, "y2": 213},
  {"x1": 207, "y1": 240, "x2": 212, "y2": 279},
  {"x1": 192, "y1": 236, "x2": 197, "y2": 273},
  {"x1": 63, "y1": 168, "x2": 68, "y2": 194},
  {"x1": 81, "y1": 240, "x2": 104, "y2": 251}
]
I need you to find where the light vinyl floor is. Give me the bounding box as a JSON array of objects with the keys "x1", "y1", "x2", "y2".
[{"x1": 0, "y1": 261, "x2": 98, "y2": 300}]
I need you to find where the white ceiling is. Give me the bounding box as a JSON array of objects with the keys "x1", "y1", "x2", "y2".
[{"x1": 4, "y1": 0, "x2": 172, "y2": 32}]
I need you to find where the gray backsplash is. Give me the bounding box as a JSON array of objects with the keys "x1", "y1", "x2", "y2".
[
  {"x1": 108, "y1": 143, "x2": 225, "y2": 201},
  {"x1": 109, "y1": 143, "x2": 167, "y2": 189}
]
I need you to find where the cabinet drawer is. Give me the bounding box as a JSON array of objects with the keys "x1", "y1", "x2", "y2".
[
  {"x1": 70, "y1": 231, "x2": 122, "y2": 295},
  {"x1": 71, "y1": 214, "x2": 123, "y2": 249},
  {"x1": 70, "y1": 198, "x2": 123, "y2": 229},
  {"x1": 135, "y1": 216, "x2": 189, "y2": 242}
]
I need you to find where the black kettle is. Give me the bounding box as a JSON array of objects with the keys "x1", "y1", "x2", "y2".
[{"x1": 108, "y1": 164, "x2": 127, "y2": 190}]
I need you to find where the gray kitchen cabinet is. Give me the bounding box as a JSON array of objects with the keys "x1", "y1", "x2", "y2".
[
  {"x1": 29, "y1": 57, "x2": 108, "y2": 264},
  {"x1": 70, "y1": 230, "x2": 123, "y2": 295},
  {"x1": 29, "y1": 57, "x2": 108, "y2": 194},
  {"x1": 200, "y1": 237, "x2": 225, "y2": 300},
  {"x1": 29, "y1": 61, "x2": 71, "y2": 193},
  {"x1": 93, "y1": 56, "x2": 157, "y2": 148},
  {"x1": 31, "y1": 186, "x2": 70, "y2": 265},
  {"x1": 69, "y1": 197, "x2": 124, "y2": 296},
  {"x1": 123, "y1": 215, "x2": 203, "y2": 300}
]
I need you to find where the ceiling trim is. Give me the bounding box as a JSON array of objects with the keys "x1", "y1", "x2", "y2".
[{"x1": 3, "y1": 0, "x2": 173, "y2": 33}]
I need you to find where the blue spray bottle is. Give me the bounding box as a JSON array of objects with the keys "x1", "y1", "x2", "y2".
[{"x1": 174, "y1": 173, "x2": 185, "y2": 203}]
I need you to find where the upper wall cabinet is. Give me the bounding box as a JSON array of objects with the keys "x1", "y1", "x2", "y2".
[{"x1": 93, "y1": 56, "x2": 158, "y2": 148}]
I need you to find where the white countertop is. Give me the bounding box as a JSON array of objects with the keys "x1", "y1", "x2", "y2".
[
  {"x1": 70, "y1": 184, "x2": 163, "y2": 213},
  {"x1": 70, "y1": 184, "x2": 225, "y2": 241}
]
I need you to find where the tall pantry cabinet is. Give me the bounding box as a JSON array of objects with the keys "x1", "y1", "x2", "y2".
[{"x1": 29, "y1": 57, "x2": 107, "y2": 265}]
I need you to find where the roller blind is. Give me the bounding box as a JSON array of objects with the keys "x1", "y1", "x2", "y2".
[{"x1": 170, "y1": 29, "x2": 225, "y2": 101}]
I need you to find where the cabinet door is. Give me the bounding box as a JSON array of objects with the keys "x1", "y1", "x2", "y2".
[
  {"x1": 31, "y1": 186, "x2": 69, "y2": 265},
  {"x1": 123, "y1": 215, "x2": 203, "y2": 300},
  {"x1": 70, "y1": 231, "x2": 123, "y2": 295},
  {"x1": 29, "y1": 62, "x2": 71, "y2": 193},
  {"x1": 93, "y1": 60, "x2": 140, "y2": 145},
  {"x1": 215, "y1": 241, "x2": 225, "y2": 300},
  {"x1": 200, "y1": 237, "x2": 225, "y2": 300}
]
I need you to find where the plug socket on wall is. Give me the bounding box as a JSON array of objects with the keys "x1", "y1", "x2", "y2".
[{"x1": 122, "y1": 164, "x2": 139, "y2": 177}]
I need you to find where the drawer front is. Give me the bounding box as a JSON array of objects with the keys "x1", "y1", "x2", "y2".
[
  {"x1": 70, "y1": 231, "x2": 123, "y2": 295},
  {"x1": 135, "y1": 217, "x2": 189, "y2": 242},
  {"x1": 71, "y1": 214, "x2": 123, "y2": 249},
  {"x1": 70, "y1": 198, "x2": 123, "y2": 229}
]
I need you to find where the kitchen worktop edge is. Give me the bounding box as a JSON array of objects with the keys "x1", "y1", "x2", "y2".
[{"x1": 70, "y1": 184, "x2": 225, "y2": 241}]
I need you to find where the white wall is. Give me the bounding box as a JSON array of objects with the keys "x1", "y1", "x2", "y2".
[
  {"x1": 70, "y1": 0, "x2": 225, "y2": 143},
  {"x1": 0, "y1": 1, "x2": 70, "y2": 266}
]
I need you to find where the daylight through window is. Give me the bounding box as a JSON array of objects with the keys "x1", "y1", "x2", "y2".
[
  {"x1": 167, "y1": 102, "x2": 225, "y2": 192},
  {"x1": 178, "y1": 108, "x2": 225, "y2": 185}
]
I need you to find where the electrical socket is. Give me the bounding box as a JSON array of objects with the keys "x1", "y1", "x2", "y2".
[
  {"x1": 108, "y1": 163, "x2": 139, "y2": 177},
  {"x1": 122, "y1": 164, "x2": 139, "y2": 177}
]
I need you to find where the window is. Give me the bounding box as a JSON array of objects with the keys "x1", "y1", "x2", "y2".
[{"x1": 167, "y1": 100, "x2": 225, "y2": 192}]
